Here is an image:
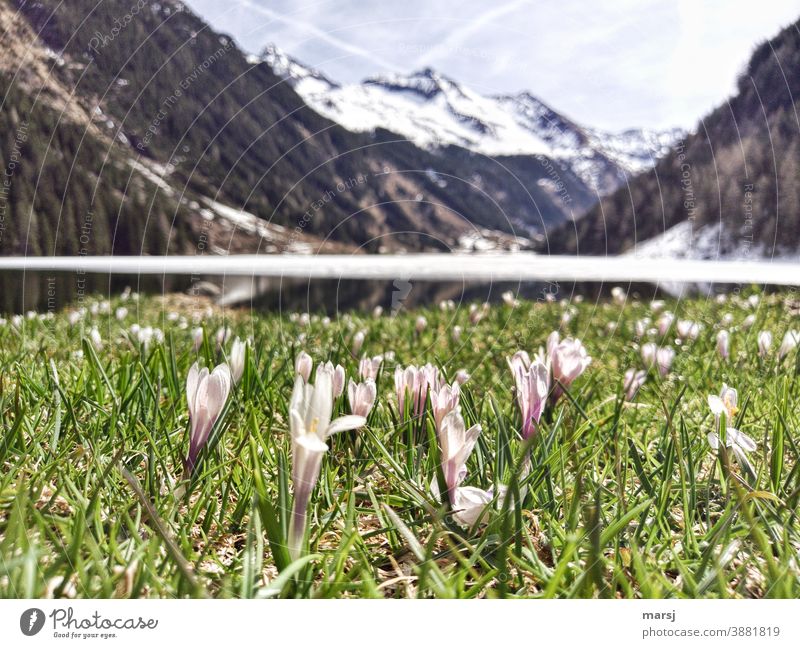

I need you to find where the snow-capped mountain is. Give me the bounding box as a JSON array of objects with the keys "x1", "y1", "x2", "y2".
[{"x1": 262, "y1": 44, "x2": 682, "y2": 196}]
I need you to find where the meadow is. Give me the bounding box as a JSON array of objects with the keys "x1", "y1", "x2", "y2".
[{"x1": 1, "y1": 286, "x2": 799, "y2": 599}]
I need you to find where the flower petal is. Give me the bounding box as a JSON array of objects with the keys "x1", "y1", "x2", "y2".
[{"x1": 326, "y1": 414, "x2": 366, "y2": 436}]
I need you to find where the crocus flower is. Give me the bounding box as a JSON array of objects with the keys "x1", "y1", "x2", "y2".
[
  {"x1": 512, "y1": 358, "x2": 550, "y2": 438},
  {"x1": 641, "y1": 342, "x2": 658, "y2": 367},
  {"x1": 707, "y1": 427, "x2": 756, "y2": 474},
  {"x1": 455, "y1": 369, "x2": 470, "y2": 385},
  {"x1": 351, "y1": 330, "x2": 365, "y2": 356},
  {"x1": 415, "y1": 316, "x2": 427, "y2": 333},
  {"x1": 707, "y1": 383, "x2": 754, "y2": 472},
  {"x1": 115, "y1": 307, "x2": 128, "y2": 321},
  {"x1": 372, "y1": 305, "x2": 384, "y2": 318},
  {"x1": 778, "y1": 330, "x2": 799, "y2": 359},
  {"x1": 716, "y1": 330, "x2": 730, "y2": 360},
  {"x1": 185, "y1": 362, "x2": 232, "y2": 473},
  {"x1": 89, "y1": 327, "x2": 102, "y2": 348},
  {"x1": 294, "y1": 351, "x2": 313, "y2": 382},
  {"x1": 655, "y1": 346, "x2": 675, "y2": 376},
  {"x1": 708, "y1": 383, "x2": 738, "y2": 421},
  {"x1": 192, "y1": 327, "x2": 204, "y2": 351},
  {"x1": 229, "y1": 338, "x2": 246, "y2": 384},
  {"x1": 623, "y1": 368, "x2": 647, "y2": 401},
  {"x1": 757, "y1": 331, "x2": 772, "y2": 357},
  {"x1": 359, "y1": 355, "x2": 383, "y2": 381},
  {"x1": 348, "y1": 379, "x2": 376, "y2": 418},
  {"x1": 634, "y1": 318, "x2": 649, "y2": 338},
  {"x1": 288, "y1": 370, "x2": 365, "y2": 558},
  {"x1": 430, "y1": 381, "x2": 461, "y2": 429},
  {"x1": 611, "y1": 286, "x2": 626, "y2": 305},
  {"x1": 394, "y1": 363, "x2": 439, "y2": 418},
  {"x1": 318, "y1": 361, "x2": 345, "y2": 399},
  {"x1": 657, "y1": 312, "x2": 674, "y2": 336},
  {"x1": 215, "y1": 326, "x2": 231, "y2": 347},
  {"x1": 742, "y1": 314, "x2": 756, "y2": 329},
  {"x1": 549, "y1": 336, "x2": 591, "y2": 400},
  {"x1": 676, "y1": 320, "x2": 699, "y2": 340},
  {"x1": 502, "y1": 290, "x2": 519, "y2": 307},
  {"x1": 452, "y1": 325, "x2": 462, "y2": 342}
]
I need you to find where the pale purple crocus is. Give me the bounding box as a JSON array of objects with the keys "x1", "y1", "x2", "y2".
[
  {"x1": 415, "y1": 316, "x2": 428, "y2": 333},
  {"x1": 358, "y1": 355, "x2": 383, "y2": 381},
  {"x1": 430, "y1": 381, "x2": 461, "y2": 429},
  {"x1": 655, "y1": 346, "x2": 675, "y2": 376},
  {"x1": 657, "y1": 312, "x2": 674, "y2": 337},
  {"x1": 295, "y1": 351, "x2": 313, "y2": 382},
  {"x1": 288, "y1": 371, "x2": 365, "y2": 559},
  {"x1": 394, "y1": 363, "x2": 439, "y2": 418},
  {"x1": 676, "y1": 320, "x2": 700, "y2": 340},
  {"x1": 185, "y1": 362, "x2": 232, "y2": 473},
  {"x1": 641, "y1": 342, "x2": 658, "y2": 367},
  {"x1": 549, "y1": 336, "x2": 592, "y2": 401},
  {"x1": 192, "y1": 327, "x2": 204, "y2": 351},
  {"x1": 348, "y1": 379, "x2": 377, "y2": 418},
  {"x1": 455, "y1": 369, "x2": 470, "y2": 385},
  {"x1": 623, "y1": 368, "x2": 647, "y2": 401},
  {"x1": 434, "y1": 409, "x2": 484, "y2": 519},
  {"x1": 757, "y1": 331, "x2": 772, "y2": 357},
  {"x1": 716, "y1": 330, "x2": 730, "y2": 360},
  {"x1": 318, "y1": 361, "x2": 346, "y2": 399},
  {"x1": 510, "y1": 356, "x2": 549, "y2": 439}
]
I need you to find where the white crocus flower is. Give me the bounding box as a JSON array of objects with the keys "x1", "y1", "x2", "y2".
[
  {"x1": 288, "y1": 370, "x2": 365, "y2": 559},
  {"x1": 778, "y1": 330, "x2": 799, "y2": 360},
  {"x1": 228, "y1": 338, "x2": 246, "y2": 384},
  {"x1": 707, "y1": 384, "x2": 755, "y2": 474}
]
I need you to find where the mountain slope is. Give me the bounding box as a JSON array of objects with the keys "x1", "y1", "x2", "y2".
[
  {"x1": 547, "y1": 18, "x2": 800, "y2": 258},
  {"x1": 3, "y1": 0, "x2": 603, "y2": 257},
  {"x1": 263, "y1": 45, "x2": 681, "y2": 197}
]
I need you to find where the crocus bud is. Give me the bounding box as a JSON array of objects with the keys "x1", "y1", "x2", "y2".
[
  {"x1": 657, "y1": 312, "x2": 674, "y2": 336},
  {"x1": 295, "y1": 351, "x2": 313, "y2": 382},
  {"x1": 348, "y1": 379, "x2": 377, "y2": 418},
  {"x1": 778, "y1": 330, "x2": 799, "y2": 359},
  {"x1": 757, "y1": 331, "x2": 772, "y2": 357},
  {"x1": 351, "y1": 330, "x2": 366, "y2": 356},
  {"x1": 656, "y1": 346, "x2": 675, "y2": 376},
  {"x1": 550, "y1": 337, "x2": 591, "y2": 400},
  {"x1": 89, "y1": 327, "x2": 102, "y2": 348},
  {"x1": 452, "y1": 325, "x2": 462, "y2": 342},
  {"x1": 115, "y1": 307, "x2": 128, "y2": 321},
  {"x1": 623, "y1": 368, "x2": 646, "y2": 401},
  {"x1": 430, "y1": 381, "x2": 461, "y2": 429},
  {"x1": 513, "y1": 359, "x2": 549, "y2": 438},
  {"x1": 641, "y1": 342, "x2": 658, "y2": 367},
  {"x1": 455, "y1": 369, "x2": 470, "y2": 385},
  {"x1": 185, "y1": 362, "x2": 232, "y2": 473},
  {"x1": 437, "y1": 409, "x2": 482, "y2": 505},
  {"x1": 415, "y1": 316, "x2": 427, "y2": 333},
  {"x1": 359, "y1": 355, "x2": 383, "y2": 381},
  {"x1": 229, "y1": 338, "x2": 246, "y2": 384},
  {"x1": 215, "y1": 326, "x2": 231, "y2": 347},
  {"x1": 192, "y1": 327, "x2": 204, "y2": 351},
  {"x1": 716, "y1": 330, "x2": 730, "y2": 360},
  {"x1": 611, "y1": 286, "x2": 625, "y2": 305},
  {"x1": 742, "y1": 314, "x2": 756, "y2": 329}
]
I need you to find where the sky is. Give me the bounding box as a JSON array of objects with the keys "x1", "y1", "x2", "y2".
[{"x1": 185, "y1": 0, "x2": 800, "y2": 132}]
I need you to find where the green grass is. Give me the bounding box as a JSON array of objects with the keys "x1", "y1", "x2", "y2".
[{"x1": 1, "y1": 288, "x2": 799, "y2": 599}]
